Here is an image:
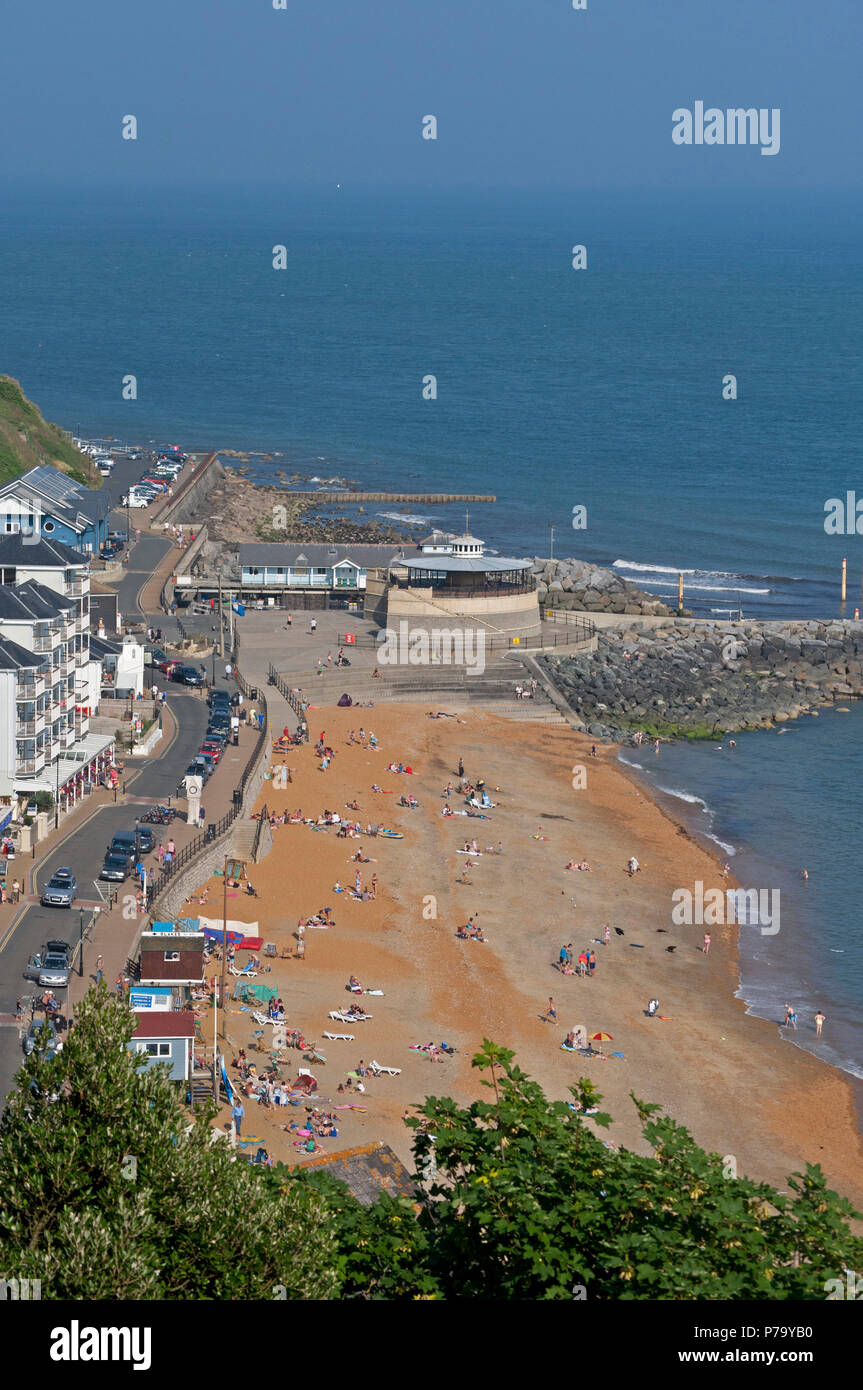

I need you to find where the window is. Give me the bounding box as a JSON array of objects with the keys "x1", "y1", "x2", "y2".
[
  {"x1": 163, "y1": 951, "x2": 180, "y2": 962},
  {"x1": 136, "y1": 1041, "x2": 171, "y2": 1058},
  {"x1": 314, "y1": 567, "x2": 328, "y2": 575},
  {"x1": 1, "y1": 568, "x2": 16, "y2": 585},
  {"x1": 4, "y1": 520, "x2": 20, "y2": 534},
  {"x1": 43, "y1": 520, "x2": 55, "y2": 533}
]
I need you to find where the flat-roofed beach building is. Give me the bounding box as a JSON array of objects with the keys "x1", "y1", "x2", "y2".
[{"x1": 238, "y1": 543, "x2": 408, "y2": 605}]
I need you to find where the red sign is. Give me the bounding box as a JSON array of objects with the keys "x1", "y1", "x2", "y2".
[{"x1": 344, "y1": 633, "x2": 355, "y2": 645}]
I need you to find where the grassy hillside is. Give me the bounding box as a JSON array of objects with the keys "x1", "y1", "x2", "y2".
[{"x1": 0, "y1": 376, "x2": 98, "y2": 488}]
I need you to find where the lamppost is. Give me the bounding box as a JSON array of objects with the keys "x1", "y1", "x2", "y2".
[
  {"x1": 54, "y1": 754, "x2": 60, "y2": 830},
  {"x1": 78, "y1": 906, "x2": 85, "y2": 978}
]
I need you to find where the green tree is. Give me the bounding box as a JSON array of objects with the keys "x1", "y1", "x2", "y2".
[
  {"x1": 330, "y1": 1041, "x2": 863, "y2": 1300},
  {"x1": 0, "y1": 986, "x2": 339, "y2": 1300}
]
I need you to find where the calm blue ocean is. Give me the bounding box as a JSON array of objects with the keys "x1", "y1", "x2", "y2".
[{"x1": 1, "y1": 183, "x2": 861, "y2": 1084}]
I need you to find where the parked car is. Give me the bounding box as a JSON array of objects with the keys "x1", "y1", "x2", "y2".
[
  {"x1": 184, "y1": 758, "x2": 210, "y2": 783},
  {"x1": 196, "y1": 752, "x2": 215, "y2": 777},
  {"x1": 172, "y1": 665, "x2": 203, "y2": 687},
  {"x1": 127, "y1": 449, "x2": 143, "y2": 461},
  {"x1": 23, "y1": 1019, "x2": 58, "y2": 1056},
  {"x1": 108, "y1": 531, "x2": 127, "y2": 548},
  {"x1": 122, "y1": 493, "x2": 150, "y2": 509},
  {"x1": 209, "y1": 689, "x2": 230, "y2": 707},
  {"x1": 205, "y1": 726, "x2": 229, "y2": 746},
  {"x1": 24, "y1": 947, "x2": 70, "y2": 988},
  {"x1": 109, "y1": 827, "x2": 154, "y2": 860},
  {"x1": 39, "y1": 868, "x2": 77, "y2": 908},
  {"x1": 99, "y1": 544, "x2": 118, "y2": 560},
  {"x1": 199, "y1": 741, "x2": 222, "y2": 763},
  {"x1": 100, "y1": 853, "x2": 130, "y2": 883}
]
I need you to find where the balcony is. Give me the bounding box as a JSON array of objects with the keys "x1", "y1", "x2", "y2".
[
  {"x1": 16, "y1": 720, "x2": 36, "y2": 738},
  {"x1": 65, "y1": 578, "x2": 87, "y2": 598},
  {"x1": 32, "y1": 634, "x2": 57, "y2": 654},
  {"x1": 16, "y1": 753, "x2": 46, "y2": 777},
  {"x1": 16, "y1": 675, "x2": 46, "y2": 699},
  {"x1": 74, "y1": 713, "x2": 90, "y2": 737}
]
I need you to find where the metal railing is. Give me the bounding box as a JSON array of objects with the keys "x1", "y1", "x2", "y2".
[
  {"x1": 267, "y1": 664, "x2": 309, "y2": 740},
  {"x1": 250, "y1": 803, "x2": 268, "y2": 863},
  {"x1": 333, "y1": 616, "x2": 596, "y2": 653}
]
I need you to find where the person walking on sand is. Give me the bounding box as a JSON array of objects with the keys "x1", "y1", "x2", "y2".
[
  {"x1": 232, "y1": 1099, "x2": 245, "y2": 1138},
  {"x1": 703, "y1": 933, "x2": 711, "y2": 956},
  {"x1": 784, "y1": 1003, "x2": 793, "y2": 1028},
  {"x1": 603, "y1": 923, "x2": 611, "y2": 947},
  {"x1": 814, "y1": 1010, "x2": 825, "y2": 1037},
  {"x1": 542, "y1": 997, "x2": 557, "y2": 1024},
  {"x1": 458, "y1": 756, "x2": 464, "y2": 779}
]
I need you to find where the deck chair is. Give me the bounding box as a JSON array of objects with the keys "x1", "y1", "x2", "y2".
[
  {"x1": 323, "y1": 1031, "x2": 355, "y2": 1041},
  {"x1": 370, "y1": 1060, "x2": 401, "y2": 1076}
]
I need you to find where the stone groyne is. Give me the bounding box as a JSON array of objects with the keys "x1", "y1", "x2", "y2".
[{"x1": 538, "y1": 619, "x2": 863, "y2": 741}]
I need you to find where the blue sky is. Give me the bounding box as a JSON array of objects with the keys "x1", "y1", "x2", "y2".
[{"x1": 2, "y1": 0, "x2": 861, "y2": 190}]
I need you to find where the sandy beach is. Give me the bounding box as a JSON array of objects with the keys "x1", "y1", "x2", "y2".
[{"x1": 181, "y1": 705, "x2": 863, "y2": 1209}]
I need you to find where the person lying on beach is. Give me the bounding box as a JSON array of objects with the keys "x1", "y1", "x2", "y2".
[
  {"x1": 345, "y1": 799, "x2": 359, "y2": 811},
  {"x1": 628, "y1": 857, "x2": 640, "y2": 875},
  {"x1": 563, "y1": 1030, "x2": 578, "y2": 1050},
  {"x1": 565, "y1": 860, "x2": 592, "y2": 871}
]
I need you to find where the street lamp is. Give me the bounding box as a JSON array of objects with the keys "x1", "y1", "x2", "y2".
[
  {"x1": 78, "y1": 906, "x2": 85, "y2": 978},
  {"x1": 54, "y1": 754, "x2": 60, "y2": 830}
]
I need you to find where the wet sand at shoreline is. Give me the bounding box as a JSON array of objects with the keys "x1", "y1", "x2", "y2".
[{"x1": 182, "y1": 705, "x2": 863, "y2": 1209}]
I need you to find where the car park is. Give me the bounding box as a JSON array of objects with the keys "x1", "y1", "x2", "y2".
[
  {"x1": 39, "y1": 867, "x2": 77, "y2": 907},
  {"x1": 23, "y1": 1019, "x2": 58, "y2": 1056},
  {"x1": 100, "y1": 852, "x2": 130, "y2": 883}
]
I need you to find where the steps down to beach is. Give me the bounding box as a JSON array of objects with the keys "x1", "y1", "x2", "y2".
[{"x1": 274, "y1": 659, "x2": 572, "y2": 725}]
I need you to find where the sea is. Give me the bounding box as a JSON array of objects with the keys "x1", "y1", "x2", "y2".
[{"x1": 1, "y1": 181, "x2": 861, "y2": 1097}]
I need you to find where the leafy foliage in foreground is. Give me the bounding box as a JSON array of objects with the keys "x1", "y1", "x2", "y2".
[
  {"x1": 0, "y1": 987, "x2": 338, "y2": 1299},
  {"x1": 317, "y1": 1041, "x2": 863, "y2": 1300},
  {"x1": 2, "y1": 1011, "x2": 859, "y2": 1300}
]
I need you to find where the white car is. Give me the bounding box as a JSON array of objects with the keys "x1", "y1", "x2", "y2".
[{"x1": 123, "y1": 493, "x2": 150, "y2": 508}]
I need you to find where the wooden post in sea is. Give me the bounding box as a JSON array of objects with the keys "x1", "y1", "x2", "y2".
[
  {"x1": 677, "y1": 572, "x2": 684, "y2": 614},
  {"x1": 841, "y1": 557, "x2": 847, "y2": 603}
]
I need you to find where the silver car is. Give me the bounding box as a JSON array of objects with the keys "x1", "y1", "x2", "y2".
[
  {"x1": 40, "y1": 867, "x2": 77, "y2": 907},
  {"x1": 23, "y1": 1019, "x2": 58, "y2": 1056},
  {"x1": 24, "y1": 949, "x2": 70, "y2": 988}
]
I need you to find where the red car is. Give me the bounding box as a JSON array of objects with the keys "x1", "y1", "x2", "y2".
[
  {"x1": 200, "y1": 741, "x2": 222, "y2": 764},
  {"x1": 156, "y1": 657, "x2": 179, "y2": 676}
]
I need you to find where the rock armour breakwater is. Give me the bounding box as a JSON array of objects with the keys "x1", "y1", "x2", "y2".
[
  {"x1": 532, "y1": 557, "x2": 674, "y2": 617},
  {"x1": 538, "y1": 619, "x2": 863, "y2": 741}
]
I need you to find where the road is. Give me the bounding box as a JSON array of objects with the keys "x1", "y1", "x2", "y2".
[{"x1": 0, "y1": 461, "x2": 234, "y2": 1102}]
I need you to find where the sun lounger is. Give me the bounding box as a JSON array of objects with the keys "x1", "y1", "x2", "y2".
[
  {"x1": 370, "y1": 1060, "x2": 401, "y2": 1076},
  {"x1": 229, "y1": 964, "x2": 258, "y2": 978},
  {"x1": 251, "y1": 1010, "x2": 269, "y2": 1026},
  {"x1": 323, "y1": 1031, "x2": 355, "y2": 1041}
]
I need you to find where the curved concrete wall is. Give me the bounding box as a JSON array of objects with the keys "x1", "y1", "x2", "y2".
[{"x1": 384, "y1": 585, "x2": 540, "y2": 637}]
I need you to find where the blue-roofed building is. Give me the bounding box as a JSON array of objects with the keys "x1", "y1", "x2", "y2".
[{"x1": 0, "y1": 465, "x2": 110, "y2": 554}]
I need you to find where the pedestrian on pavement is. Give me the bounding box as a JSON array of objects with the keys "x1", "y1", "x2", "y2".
[
  {"x1": 225, "y1": 663, "x2": 232, "y2": 679},
  {"x1": 199, "y1": 806, "x2": 206, "y2": 829},
  {"x1": 96, "y1": 967, "x2": 104, "y2": 985},
  {"x1": 115, "y1": 974, "x2": 125, "y2": 996}
]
